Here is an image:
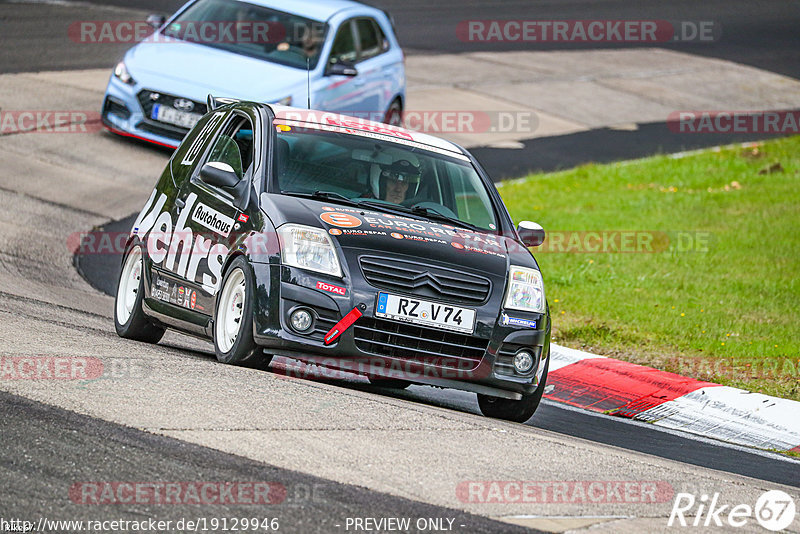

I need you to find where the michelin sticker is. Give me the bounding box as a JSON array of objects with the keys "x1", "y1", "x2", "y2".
[{"x1": 501, "y1": 313, "x2": 537, "y2": 329}]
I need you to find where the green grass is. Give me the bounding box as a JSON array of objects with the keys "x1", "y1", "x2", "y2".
[{"x1": 498, "y1": 137, "x2": 800, "y2": 400}]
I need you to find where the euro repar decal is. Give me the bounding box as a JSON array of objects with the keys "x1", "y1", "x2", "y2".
[
  {"x1": 192, "y1": 202, "x2": 234, "y2": 237},
  {"x1": 132, "y1": 192, "x2": 229, "y2": 295}
]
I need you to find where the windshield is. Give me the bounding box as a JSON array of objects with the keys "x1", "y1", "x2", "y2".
[
  {"x1": 163, "y1": 0, "x2": 327, "y2": 69},
  {"x1": 272, "y1": 122, "x2": 499, "y2": 232}
]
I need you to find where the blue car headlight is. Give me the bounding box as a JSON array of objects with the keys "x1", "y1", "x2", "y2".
[
  {"x1": 114, "y1": 61, "x2": 135, "y2": 85},
  {"x1": 503, "y1": 266, "x2": 546, "y2": 314}
]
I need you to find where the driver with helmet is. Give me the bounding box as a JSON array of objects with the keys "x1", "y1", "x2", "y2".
[{"x1": 369, "y1": 158, "x2": 421, "y2": 204}]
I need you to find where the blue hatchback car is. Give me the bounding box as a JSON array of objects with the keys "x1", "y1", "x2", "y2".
[{"x1": 102, "y1": 0, "x2": 405, "y2": 148}]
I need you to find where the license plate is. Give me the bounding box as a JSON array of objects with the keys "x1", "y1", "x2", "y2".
[
  {"x1": 152, "y1": 104, "x2": 202, "y2": 129},
  {"x1": 375, "y1": 292, "x2": 476, "y2": 334}
]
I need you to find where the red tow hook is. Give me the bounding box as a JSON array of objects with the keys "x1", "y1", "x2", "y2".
[{"x1": 324, "y1": 306, "x2": 363, "y2": 345}]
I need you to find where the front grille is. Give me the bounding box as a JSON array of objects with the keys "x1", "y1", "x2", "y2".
[
  {"x1": 359, "y1": 256, "x2": 491, "y2": 305},
  {"x1": 354, "y1": 316, "x2": 488, "y2": 370},
  {"x1": 135, "y1": 89, "x2": 206, "y2": 139},
  {"x1": 494, "y1": 342, "x2": 541, "y2": 377},
  {"x1": 137, "y1": 89, "x2": 207, "y2": 119}
]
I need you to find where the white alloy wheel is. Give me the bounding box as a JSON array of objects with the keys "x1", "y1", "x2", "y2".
[
  {"x1": 215, "y1": 268, "x2": 246, "y2": 353},
  {"x1": 116, "y1": 247, "x2": 142, "y2": 325}
]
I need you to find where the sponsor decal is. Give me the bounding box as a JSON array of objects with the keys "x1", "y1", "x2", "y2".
[
  {"x1": 237, "y1": 213, "x2": 249, "y2": 223},
  {"x1": 274, "y1": 118, "x2": 470, "y2": 161},
  {"x1": 451, "y1": 242, "x2": 464, "y2": 249},
  {"x1": 181, "y1": 111, "x2": 225, "y2": 166},
  {"x1": 391, "y1": 232, "x2": 404, "y2": 240},
  {"x1": 323, "y1": 116, "x2": 414, "y2": 141},
  {"x1": 315, "y1": 281, "x2": 347, "y2": 296},
  {"x1": 132, "y1": 192, "x2": 229, "y2": 295},
  {"x1": 501, "y1": 313, "x2": 537, "y2": 329},
  {"x1": 190, "y1": 291, "x2": 197, "y2": 309},
  {"x1": 192, "y1": 203, "x2": 234, "y2": 237},
  {"x1": 328, "y1": 228, "x2": 343, "y2": 236},
  {"x1": 320, "y1": 212, "x2": 362, "y2": 228}
]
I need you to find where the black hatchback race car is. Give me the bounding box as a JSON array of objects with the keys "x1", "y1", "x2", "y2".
[{"x1": 115, "y1": 97, "x2": 550, "y2": 422}]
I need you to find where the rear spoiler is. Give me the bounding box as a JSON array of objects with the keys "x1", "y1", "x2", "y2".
[{"x1": 207, "y1": 95, "x2": 240, "y2": 111}]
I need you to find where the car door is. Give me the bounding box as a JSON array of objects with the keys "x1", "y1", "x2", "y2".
[
  {"x1": 315, "y1": 19, "x2": 370, "y2": 116},
  {"x1": 351, "y1": 17, "x2": 394, "y2": 119},
  {"x1": 166, "y1": 111, "x2": 261, "y2": 317}
]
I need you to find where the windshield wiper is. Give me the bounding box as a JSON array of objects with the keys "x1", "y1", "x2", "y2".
[
  {"x1": 283, "y1": 190, "x2": 360, "y2": 207},
  {"x1": 352, "y1": 200, "x2": 422, "y2": 219},
  {"x1": 409, "y1": 206, "x2": 481, "y2": 232}
]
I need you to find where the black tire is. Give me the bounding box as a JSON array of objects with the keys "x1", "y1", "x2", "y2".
[
  {"x1": 384, "y1": 98, "x2": 403, "y2": 127},
  {"x1": 213, "y1": 256, "x2": 271, "y2": 368},
  {"x1": 478, "y1": 358, "x2": 549, "y2": 423},
  {"x1": 114, "y1": 244, "x2": 166, "y2": 343},
  {"x1": 367, "y1": 376, "x2": 412, "y2": 389}
]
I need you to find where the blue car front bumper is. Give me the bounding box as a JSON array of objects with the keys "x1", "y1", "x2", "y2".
[{"x1": 102, "y1": 75, "x2": 197, "y2": 149}]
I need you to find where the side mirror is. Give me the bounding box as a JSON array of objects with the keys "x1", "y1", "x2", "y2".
[
  {"x1": 146, "y1": 14, "x2": 166, "y2": 29},
  {"x1": 199, "y1": 162, "x2": 240, "y2": 189},
  {"x1": 326, "y1": 61, "x2": 358, "y2": 77},
  {"x1": 518, "y1": 221, "x2": 545, "y2": 247}
]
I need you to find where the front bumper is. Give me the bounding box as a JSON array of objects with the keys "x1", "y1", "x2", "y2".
[
  {"x1": 101, "y1": 75, "x2": 200, "y2": 149},
  {"x1": 251, "y1": 263, "x2": 551, "y2": 399}
]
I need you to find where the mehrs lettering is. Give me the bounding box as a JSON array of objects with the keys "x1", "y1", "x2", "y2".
[{"x1": 131, "y1": 190, "x2": 230, "y2": 294}]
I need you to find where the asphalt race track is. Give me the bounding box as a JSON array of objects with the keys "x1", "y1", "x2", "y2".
[
  {"x1": 0, "y1": 391, "x2": 533, "y2": 534},
  {"x1": 76, "y1": 211, "x2": 800, "y2": 489},
  {"x1": 2, "y1": 0, "x2": 800, "y2": 532}
]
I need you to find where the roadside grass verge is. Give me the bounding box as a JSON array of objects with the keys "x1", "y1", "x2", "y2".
[{"x1": 498, "y1": 137, "x2": 800, "y2": 401}]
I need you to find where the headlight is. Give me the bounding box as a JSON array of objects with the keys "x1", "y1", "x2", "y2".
[
  {"x1": 277, "y1": 224, "x2": 342, "y2": 277},
  {"x1": 114, "y1": 61, "x2": 135, "y2": 85},
  {"x1": 503, "y1": 266, "x2": 546, "y2": 314},
  {"x1": 274, "y1": 96, "x2": 292, "y2": 106}
]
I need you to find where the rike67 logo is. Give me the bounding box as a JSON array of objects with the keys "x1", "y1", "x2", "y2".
[{"x1": 668, "y1": 490, "x2": 797, "y2": 531}]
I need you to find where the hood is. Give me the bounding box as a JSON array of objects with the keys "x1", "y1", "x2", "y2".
[
  {"x1": 261, "y1": 194, "x2": 511, "y2": 276},
  {"x1": 126, "y1": 38, "x2": 307, "y2": 102}
]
